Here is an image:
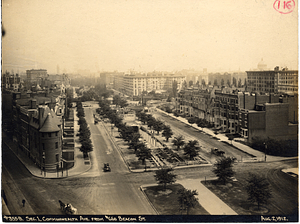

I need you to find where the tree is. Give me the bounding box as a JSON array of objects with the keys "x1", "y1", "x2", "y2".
[
  {"x1": 226, "y1": 79, "x2": 231, "y2": 87},
  {"x1": 177, "y1": 189, "x2": 199, "y2": 215},
  {"x1": 166, "y1": 95, "x2": 172, "y2": 102},
  {"x1": 238, "y1": 78, "x2": 242, "y2": 88},
  {"x1": 232, "y1": 77, "x2": 237, "y2": 87},
  {"x1": 188, "y1": 80, "x2": 193, "y2": 87},
  {"x1": 172, "y1": 135, "x2": 185, "y2": 151},
  {"x1": 187, "y1": 117, "x2": 196, "y2": 124},
  {"x1": 208, "y1": 81, "x2": 212, "y2": 85},
  {"x1": 146, "y1": 116, "x2": 156, "y2": 130},
  {"x1": 162, "y1": 125, "x2": 173, "y2": 142},
  {"x1": 212, "y1": 157, "x2": 235, "y2": 184},
  {"x1": 153, "y1": 120, "x2": 164, "y2": 135},
  {"x1": 227, "y1": 135, "x2": 234, "y2": 145},
  {"x1": 221, "y1": 79, "x2": 225, "y2": 86},
  {"x1": 154, "y1": 167, "x2": 177, "y2": 190},
  {"x1": 128, "y1": 132, "x2": 141, "y2": 152},
  {"x1": 182, "y1": 80, "x2": 187, "y2": 90},
  {"x1": 80, "y1": 139, "x2": 93, "y2": 158},
  {"x1": 119, "y1": 99, "x2": 128, "y2": 108},
  {"x1": 113, "y1": 95, "x2": 121, "y2": 105},
  {"x1": 213, "y1": 79, "x2": 218, "y2": 86},
  {"x1": 246, "y1": 174, "x2": 272, "y2": 210},
  {"x1": 183, "y1": 140, "x2": 200, "y2": 160},
  {"x1": 201, "y1": 79, "x2": 206, "y2": 86},
  {"x1": 172, "y1": 80, "x2": 178, "y2": 97},
  {"x1": 196, "y1": 119, "x2": 206, "y2": 130},
  {"x1": 244, "y1": 78, "x2": 247, "y2": 87},
  {"x1": 138, "y1": 112, "x2": 148, "y2": 124},
  {"x1": 136, "y1": 146, "x2": 152, "y2": 171}
]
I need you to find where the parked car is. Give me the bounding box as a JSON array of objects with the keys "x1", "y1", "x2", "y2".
[{"x1": 211, "y1": 148, "x2": 225, "y2": 156}]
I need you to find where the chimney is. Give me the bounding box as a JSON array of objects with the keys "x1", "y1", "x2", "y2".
[
  {"x1": 31, "y1": 99, "x2": 37, "y2": 109},
  {"x1": 269, "y1": 93, "x2": 272, "y2": 103},
  {"x1": 255, "y1": 92, "x2": 258, "y2": 106},
  {"x1": 38, "y1": 107, "x2": 44, "y2": 129}
]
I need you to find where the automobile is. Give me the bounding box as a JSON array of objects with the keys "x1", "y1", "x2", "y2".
[
  {"x1": 211, "y1": 148, "x2": 225, "y2": 156},
  {"x1": 103, "y1": 163, "x2": 111, "y2": 172}
]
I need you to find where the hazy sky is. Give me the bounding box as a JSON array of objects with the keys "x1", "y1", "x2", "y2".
[{"x1": 2, "y1": 0, "x2": 298, "y2": 74}]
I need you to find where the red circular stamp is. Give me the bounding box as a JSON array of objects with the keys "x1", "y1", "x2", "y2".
[{"x1": 273, "y1": 0, "x2": 295, "y2": 14}]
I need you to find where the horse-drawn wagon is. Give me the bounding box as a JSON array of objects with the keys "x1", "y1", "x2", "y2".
[{"x1": 59, "y1": 200, "x2": 77, "y2": 215}]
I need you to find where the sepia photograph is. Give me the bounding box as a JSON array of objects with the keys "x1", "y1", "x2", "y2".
[{"x1": 1, "y1": 0, "x2": 298, "y2": 222}]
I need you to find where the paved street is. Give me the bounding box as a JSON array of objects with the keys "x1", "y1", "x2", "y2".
[
  {"x1": 2, "y1": 101, "x2": 156, "y2": 215},
  {"x1": 2, "y1": 101, "x2": 298, "y2": 216},
  {"x1": 152, "y1": 110, "x2": 254, "y2": 163}
]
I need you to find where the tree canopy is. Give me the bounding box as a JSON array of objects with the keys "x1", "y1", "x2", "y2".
[
  {"x1": 172, "y1": 135, "x2": 185, "y2": 151},
  {"x1": 177, "y1": 188, "x2": 199, "y2": 215},
  {"x1": 154, "y1": 167, "x2": 177, "y2": 190},
  {"x1": 212, "y1": 157, "x2": 235, "y2": 184},
  {"x1": 246, "y1": 173, "x2": 272, "y2": 210},
  {"x1": 183, "y1": 140, "x2": 200, "y2": 160}
]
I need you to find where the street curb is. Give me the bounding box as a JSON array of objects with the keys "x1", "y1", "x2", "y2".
[
  {"x1": 2, "y1": 197, "x2": 11, "y2": 215},
  {"x1": 98, "y1": 118, "x2": 133, "y2": 173},
  {"x1": 139, "y1": 184, "x2": 160, "y2": 215},
  {"x1": 4, "y1": 139, "x2": 91, "y2": 179},
  {"x1": 156, "y1": 108, "x2": 295, "y2": 163},
  {"x1": 98, "y1": 112, "x2": 215, "y2": 173}
]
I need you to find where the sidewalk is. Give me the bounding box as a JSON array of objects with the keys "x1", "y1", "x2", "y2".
[
  {"x1": 177, "y1": 178, "x2": 238, "y2": 215},
  {"x1": 141, "y1": 178, "x2": 238, "y2": 215},
  {"x1": 3, "y1": 111, "x2": 91, "y2": 179},
  {"x1": 3, "y1": 136, "x2": 91, "y2": 179},
  {"x1": 156, "y1": 108, "x2": 296, "y2": 162}
]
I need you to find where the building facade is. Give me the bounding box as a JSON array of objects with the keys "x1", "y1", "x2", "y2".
[
  {"x1": 176, "y1": 87, "x2": 298, "y2": 142},
  {"x1": 246, "y1": 67, "x2": 298, "y2": 95},
  {"x1": 26, "y1": 69, "x2": 48, "y2": 89},
  {"x1": 11, "y1": 91, "x2": 74, "y2": 172},
  {"x1": 2, "y1": 72, "x2": 21, "y2": 91},
  {"x1": 121, "y1": 74, "x2": 185, "y2": 96}
]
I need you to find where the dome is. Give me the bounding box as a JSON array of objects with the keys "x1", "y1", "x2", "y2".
[{"x1": 257, "y1": 58, "x2": 267, "y2": 70}]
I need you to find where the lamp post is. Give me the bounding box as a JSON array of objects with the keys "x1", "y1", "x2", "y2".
[{"x1": 263, "y1": 142, "x2": 267, "y2": 162}]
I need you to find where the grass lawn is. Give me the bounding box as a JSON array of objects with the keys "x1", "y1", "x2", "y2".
[
  {"x1": 143, "y1": 184, "x2": 209, "y2": 215},
  {"x1": 203, "y1": 180, "x2": 271, "y2": 215}
]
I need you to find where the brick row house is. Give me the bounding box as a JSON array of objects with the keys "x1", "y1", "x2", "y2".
[{"x1": 176, "y1": 87, "x2": 298, "y2": 143}]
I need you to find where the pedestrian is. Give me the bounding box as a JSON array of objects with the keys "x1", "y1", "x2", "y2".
[{"x1": 22, "y1": 199, "x2": 26, "y2": 207}]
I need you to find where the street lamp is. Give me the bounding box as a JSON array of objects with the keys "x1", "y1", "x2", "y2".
[{"x1": 263, "y1": 142, "x2": 267, "y2": 162}]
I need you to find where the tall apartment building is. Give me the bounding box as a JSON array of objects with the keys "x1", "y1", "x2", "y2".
[
  {"x1": 246, "y1": 66, "x2": 298, "y2": 95},
  {"x1": 26, "y1": 69, "x2": 48, "y2": 89},
  {"x1": 121, "y1": 74, "x2": 185, "y2": 96}
]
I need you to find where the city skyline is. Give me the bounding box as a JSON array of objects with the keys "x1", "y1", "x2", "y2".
[{"x1": 2, "y1": 0, "x2": 298, "y2": 74}]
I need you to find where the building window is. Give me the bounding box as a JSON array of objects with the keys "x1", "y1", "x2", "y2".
[
  {"x1": 56, "y1": 154, "x2": 59, "y2": 162},
  {"x1": 42, "y1": 143, "x2": 45, "y2": 151},
  {"x1": 42, "y1": 133, "x2": 44, "y2": 137},
  {"x1": 55, "y1": 142, "x2": 58, "y2": 148},
  {"x1": 56, "y1": 132, "x2": 58, "y2": 136},
  {"x1": 48, "y1": 133, "x2": 51, "y2": 137}
]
